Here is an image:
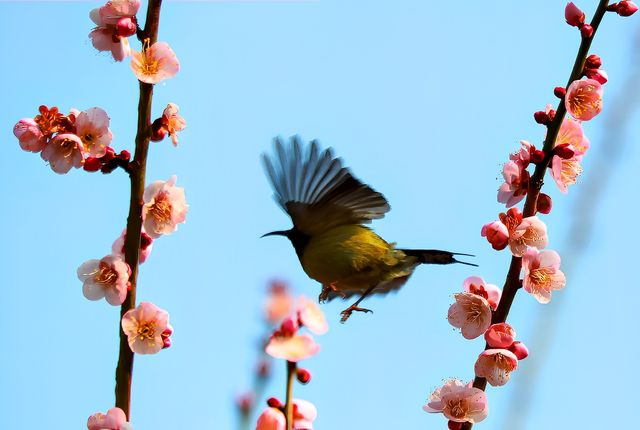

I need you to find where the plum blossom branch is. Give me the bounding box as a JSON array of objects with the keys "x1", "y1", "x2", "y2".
[
  {"x1": 114, "y1": 0, "x2": 164, "y2": 417},
  {"x1": 460, "y1": 2, "x2": 617, "y2": 429}
]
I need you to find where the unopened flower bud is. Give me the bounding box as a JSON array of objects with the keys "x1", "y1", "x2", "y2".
[
  {"x1": 448, "y1": 421, "x2": 463, "y2": 430},
  {"x1": 481, "y1": 220, "x2": 508, "y2": 251},
  {"x1": 280, "y1": 316, "x2": 298, "y2": 337},
  {"x1": 565, "y1": 2, "x2": 586, "y2": 26},
  {"x1": 296, "y1": 368, "x2": 311, "y2": 384},
  {"x1": 580, "y1": 24, "x2": 594, "y2": 38},
  {"x1": 116, "y1": 17, "x2": 137, "y2": 37},
  {"x1": 485, "y1": 322, "x2": 516, "y2": 349},
  {"x1": 530, "y1": 149, "x2": 545, "y2": 164},
  {"x1": 161, "y1": 326, "x2": 173, "y2": 349},
  {"x1": 584, "y1": 68, "x2": 608, "y2": 84},
  {"x1": 616, "y1": 1, "x2": 639, "y2": 16},
  {"x1": 536, "y1": 193, "x2": 552, "y2": 214},
  {"x1": 509, "y1": 341, "x2": 529, "y2": 360},
  {"x1": 150, "y1": 117, "x2": 167, "y2": 142},
  {"x1": 102, "y1": 146, "x2": 116, "y2": 162},
  {"x1": 267, "y1": 397, "x2": 283, "y2": 409},
  {"x1": 553, "y1": 143, "x2": 575, "y2": 159},
  {"x1": 140, "y1": 231, "x2": 153, "y2": 250},
  {"x1": 533, "y1": 111, "x2": 551, "y2": 125},
  {"x1": 83, "y1": 156, "x2": 103, "y2": 172},
  {"x1": 585, "y1": 54, "x2": 602, "y2": 69},
  {"x1": 257, "y1": 360, "x2": 270, "y2": 378},
  {"x1": 117, "y1": 150, "x2": 131, "y2": 161},
  {"x1": 553, "y1": 86, "x2": 566, "y2": 98}
]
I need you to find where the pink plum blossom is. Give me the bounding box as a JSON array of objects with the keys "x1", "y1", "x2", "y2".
[
  {"x1": 555, "y1": 118, "x2": 589, "y2": 156},
  {"x1": 75, "y1": 107, "x2": 113, "y2": 157},
  {"x1": 565, "y1": 2, "x2": 585, "y2": 26},
  {"x1": 41, "y1": 133, "x2": 85, "y2": 174},
  {"x1": 142, "y1": 176, "x2": 188, "y2": 238},
  {"x1": 89, "y1": 1, "x2": 140, "y2": 62},
  {"x1": 448, "y1": 293, "x2": 493, "y2": 340},
  {"x1": 130, "y1": 42, "x2": 180, "y2": 84},
  {"x1": 484, "y1": 323, "x2": 516, "y2": 349},
  {"x1": 508, "y1": 216, "x2": 548, "y2": 257},
  {"x1": 87, "y1": 407, "x2": 132, "y2": 430},
  {"x1": 297, "y1": 296, "x2": 328, "y2": 335},
  {"x1": 550, "y1": 154, "x2": 584, "y2": 194},
  {"x1": 497, "y1": 160, "x2": 529, "y2": 207},
  {"x1": 522, "y1": 248, "x2": 566, "y2": 304},
  {"x1": 462, "y1": 276, "x2": 501, "y2": 310},
  {"x1": 474, "y1": 349, "x2": 518, "y2": 387},
  {"x1": 256, "y1": 407, "x2": 286, "y2": 430},
  {"x1": 13, "y1": 118, "x2": 46, "y2": 152},
  {"x1": 111, "y1": 228, "x2": 153, "y2": 264},
  {"x1": 77, "y1": 255, "x2": 130, "y2": 306},
  {"x1": 565, "y1": 79, "x2": 603, "y2": 121},
  {"x1": 264, "y1": 281, "x2": 293, "y2": 323},
  {"x1": 423, "y1": 379, "x2": 488, "y2": 424},
  {"x1": 162, "y1": 103, "x2": 186, "y2": 146},
  {"x1": 265, "y1": 332, "x2": 320, "y2": 362},
  {"x1": 481, "y1": 220, "x2": 509, "y2": 251},
  {"x1": 121, "y1": 302, "x2": 171, "y2": 354}
]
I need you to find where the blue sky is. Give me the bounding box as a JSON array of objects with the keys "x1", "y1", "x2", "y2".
[{"x1": 2, "y1": 1, "x2": 639, "y2": 429}]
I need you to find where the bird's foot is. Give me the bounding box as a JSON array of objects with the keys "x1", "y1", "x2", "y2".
[
  {"x1": 340, "y1": 305, "x2": 373, "y2": 324},
  {"x1": 319, "y1": 282, "x2": 346, "y2": 303}
]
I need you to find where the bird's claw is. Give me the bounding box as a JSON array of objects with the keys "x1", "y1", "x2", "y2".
[
  {"x1": 339, "y1": 305, "x2": 373, "y2": 323},
  {"x1": 319, "y1": 283, "x2": 346, "y2": 303}
]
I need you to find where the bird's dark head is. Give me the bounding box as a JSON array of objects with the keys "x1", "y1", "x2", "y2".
[{"x1": 261, "y1": 228, "x2": 310, "y2": 260}]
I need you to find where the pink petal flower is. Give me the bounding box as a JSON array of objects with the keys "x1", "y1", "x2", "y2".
[
  {"x1": 162, "y1": 103, "x2": 186, "y2": 146},
  {"x1": 423, "y1": 379, "x2": 488, "y2": 423},
  {"x1": 13, "y1": 118, "x2": 46, "y2": 153},
  {"x1": 99, "y1": 0, "x2": 141, "y2": 25},
  {"x1": 111, "y1": 228, "x2": 154, "y2": 264},
  {"x1": 497, "y1": 160, "x2": 529, "y2": 207},
  {"x1": 522, "y1": 248, "x2": 566, "y2": 304},
  {"x1": 462, "y1": 276, "x2": 501, "y2": 310},
  {"x1": 550, "y1": 154, "x2": 583, "y2": 194},
  {"x1": 292, "y1": 398, "x2": 318, "y2": 429},
  {"x1": 509, "y1": 140, "x2": 533, "y2": 165},
  {"x1": 87, "y1": 407, "x2": 131, "y2": 430},
  {"x1": 265, "y1": 333, "x2": 320, "y2": 362},
  {"x1": 508, "y1": 216, "x2": 548, "y2": 257},
  {"x1": 77, "y1": 255, "x2": 131, "y2": 306},
  {"x1": 484, "y1": 323, "x2": 516, "y2": 349},
  {"x1": 565, "y1": 79, "x2": 603, "y2": 121},
  {"x1": 297, "y1": 296, "x2": 328, "y2": 335},
  {"x1": 474, "y1": 349, "x2": 518, "y2": 387},
  {"x1": 142, "y1": 176, "x2": 188, "y2": 238},
  {"x1": 130, "y1": 42, "x2": 180, "y2": 84},
  {"x1": 121, "y1": 302, "x2": 170, "y2": 354},
  {"x1": 565, "y1": 2, "x2": 585, "y2": 26},
  {"x1": 75, "y1": 107, "x2": 113, "y2": 157},
  {"x1": 481, "y1": 220, "x2": 509, "y2": 251},
  {"x1": 555, "y1": 118, "x2": 589, "y2": 156},
  {"x1": 256, "y1": 407, "x2": 285, "y2": 430},
  {"x1": 40, "y1": 133, "x2": 84, "y2": 174},
  {"x1": 89, "y1": 28, "x2": 131, "y2": 62},
  {"x1": 448, "y1": 292, "x2": 493, "y2": 339},
  {"x1": 264, "y1": 281, "x2": 293, "y2": 323}
]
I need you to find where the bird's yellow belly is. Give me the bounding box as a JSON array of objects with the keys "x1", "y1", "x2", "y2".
[{"x1": 300, "y1": 225, "x2": 411, "y2": 289}]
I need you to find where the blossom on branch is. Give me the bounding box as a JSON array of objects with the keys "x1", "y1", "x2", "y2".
[
  {"x1": 522, "y1": 248, "x2": 566, "y2": 303},
  {"x1": 142, "y1": 176, "x2": 188, "y2": 238},
  {"x1": 75, "y1": 107, "x2": 113, "y2": 157},
  {"x1": 131, "y1": 41, "x2": 180, "y2": 84},
  {"x1": 13, "y1": 118, "x2": 46, "y2": 153},
  {"x1": 41, "y1": 133, "x2": 85, "y2": 174},
  {"x1": 423, "y1": 379, "x2": 488, "y2": 424},
  {"x1": 565, "y1": 79, "x2": 603, "y2": 121},
  {"x1": 87, "y1": 407, "x2": 132, "y2": 430},
  {"x1": 77, "y1": 255, "x2": 131, "y2": 306},
  {"x1": 162, "y1": 103, "x2": 186, "y2": 146},
  {"x1": 448, "y1": 277, "x2": 500, "y2": 339},
  {"x1": 121, "y1": 302, "x2": 172, "y2": 354},
  {"x1": 474, "y1": 349, "x2": 519, "y2": 387},
  {"x1": 89, "y1": 1, "x2": 141, "y2": 62}
]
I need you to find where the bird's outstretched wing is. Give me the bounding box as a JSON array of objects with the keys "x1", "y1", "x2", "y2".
[{"x1": 262, "y1": 136, "x2": 390, "y2": 235}]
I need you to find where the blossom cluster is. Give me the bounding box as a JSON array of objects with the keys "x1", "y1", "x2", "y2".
[
  {"x1": 255, "y1": 294, "x2": 328, "y2": 429},
  {"x1": 425, "y1": 3, "x2": 637, "y2": 426}
]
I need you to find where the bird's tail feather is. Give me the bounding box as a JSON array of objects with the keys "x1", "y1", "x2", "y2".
[{"x1": 399, "y1": 249, "x2": 478, "y2": 267}]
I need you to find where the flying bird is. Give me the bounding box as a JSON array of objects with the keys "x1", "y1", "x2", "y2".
[{"x1": 262, "y1": 137, "x2": 475, "y2": 322}]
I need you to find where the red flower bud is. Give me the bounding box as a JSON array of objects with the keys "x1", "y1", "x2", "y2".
[
  {"x1": 279, "y1": 316, "x2": 298, "y2": 337},
  {"x1": 485, "y1": 322, "x2": 516, "y2": 349},
  {"x1": 584, "y1": 68, "x2": 608, "y2": 84},
  {"x1": 580, "y1": 24, "x2": 594, "y2": 38},
  {"x1": 83, "y1": 156, "x2": 102, "y2": 172},
  {"x1": 530, "y1": 149, "x2": 545, "y2": 164},
  {"x1": 509, "y1": 341, "x2": 529, "y2": 360},
  {"x1": 536, "y1": 193, "x2": 552, "y2": 215},
  {"x1": 585, "y1": 54, "x2": 602, "y2": 69},
  {"x1": 102, "y1": 146, "x2": 116, "y2": 162},
  {"x1": 150, "y1": 117, "x2": 167, "y2": 142},
  {"x1": 267, "y1": 397, "x2": 283, "y2": 409},
  {"x1": 296, "y1": 368, "x2": 311, "y2": 384},
  {"x1": 553, "y1": 143, "x2": 575, "y2": 159},
  {"x1": 553, "y1": 86, "x2": 566, "y2": 98},
  {"x1": 533, "y1": 111, "x2": 551, "y2": 125},
  {"x1": 616, "y1": 1, "x2": 639, "y2": 16},
  {"x1": 565, "y1": 2, "x2": 586, "y2": 26},
  {"x1": 117, "y1": 150, "x2": 131, "y2": 161},
  {"x1": 448, "y1": 421, "x2": 463, "y2": 430},
  {"x1": 140, "y1": 231, "x2": 153, "y2": 250},
  {"x1": 116, "y1": 16, "x2": 137, "y2": 38}
]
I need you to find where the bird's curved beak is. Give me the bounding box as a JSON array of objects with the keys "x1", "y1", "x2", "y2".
[{"x1": 261, "y1": 230, "x2": 289, "y2": 238}]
